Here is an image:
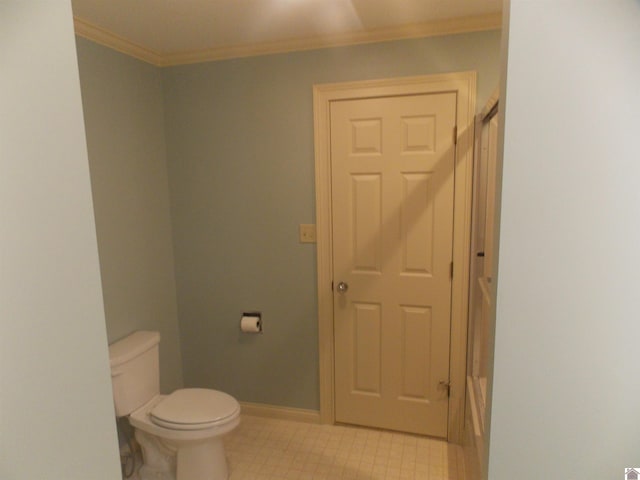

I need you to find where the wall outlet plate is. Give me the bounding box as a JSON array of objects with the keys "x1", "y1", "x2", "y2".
[{"x1": 299, "y1": 224, "x2": 317, "y2": 243}]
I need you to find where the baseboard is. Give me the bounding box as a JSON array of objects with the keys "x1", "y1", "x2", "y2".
[{"x1": 239, "y1": 401, "x2": 321, "y2": 424}]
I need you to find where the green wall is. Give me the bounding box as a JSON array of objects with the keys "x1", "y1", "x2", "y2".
[
  {"x1": 76, "y1": 38, "x2": 183, "y2": 393},
  {"x1": 162, "y1": 30, "x2": 501, "y2": 409}
]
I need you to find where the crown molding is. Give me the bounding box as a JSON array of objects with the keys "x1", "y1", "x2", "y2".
[
  {"x1": 164, "y1": 12, "x2": 501, "y2": 66},
  {"x1": 74, "y1": 12, "x2": 501, "y2": 67},
  {"x1": 73, "y1": 16, "x2": 165, "y2": 66}
]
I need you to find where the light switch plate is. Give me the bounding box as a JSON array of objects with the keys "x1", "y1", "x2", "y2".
[{"x1": 299, "y1": 224, "x2": 316, "y2": 243}]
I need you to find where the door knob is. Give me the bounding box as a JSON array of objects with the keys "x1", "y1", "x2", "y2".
[{"x1": 336, "y1": 281, "x2": 349, "y2": 293}]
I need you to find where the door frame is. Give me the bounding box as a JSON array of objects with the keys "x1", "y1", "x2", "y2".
[{"x1": 313, "y1": 72, "x2": 476, "y2": 443}]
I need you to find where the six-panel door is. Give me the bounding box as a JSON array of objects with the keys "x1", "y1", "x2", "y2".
[{"x1": 331, "y1": 92, "x2": 457, "y2": 437}]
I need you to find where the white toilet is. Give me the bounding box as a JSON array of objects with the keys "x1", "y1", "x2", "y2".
[{"x1": 109, "y1": 330, "x2": 240, "y2": 480}]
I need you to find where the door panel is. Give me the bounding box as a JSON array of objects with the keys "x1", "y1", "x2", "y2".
[
  {"x1": 401, "y1": 173, "x2": 434, "y2": 274},
  {"x1": 331, "y1": 92, "x2": 457, "y2": 437},
  {"x1": 352, "y1": 174, "x2": 382, "y2": 272},
  {"x1": 352, "y1": 302, "x2": 382, "y2": 395},
  {"x1": 398, "y1": 305, "x2": 432, "y2": 400}
]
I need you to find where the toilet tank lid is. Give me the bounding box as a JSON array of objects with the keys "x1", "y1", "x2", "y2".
[{"x1": 109, "y1": 331, "x2": 160, "y2": 368}]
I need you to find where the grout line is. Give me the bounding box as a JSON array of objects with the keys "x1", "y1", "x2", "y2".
[{"x1": 226, "y1": 414, "x2": 465, "y2": 480}]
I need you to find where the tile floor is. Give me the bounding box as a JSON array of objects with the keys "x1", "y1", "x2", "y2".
[{"x1": 225, "y1": 415, "x2": 465, "y2": 480}]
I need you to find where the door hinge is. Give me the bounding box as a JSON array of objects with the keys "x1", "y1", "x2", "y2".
[
  {"x1": 453, "y1": 125, "x2": 458, "y2": 145},
  {"x1": 439, "y1": 380, "x2": 451, "y2": 397},
  {"x1": 450, "y1": 261, "x2": 454, "y2": 279}
]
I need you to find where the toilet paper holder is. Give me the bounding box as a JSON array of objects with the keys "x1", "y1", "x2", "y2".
[{"x1": 240, "y1": 312, "x2": 262, "y2": 334}]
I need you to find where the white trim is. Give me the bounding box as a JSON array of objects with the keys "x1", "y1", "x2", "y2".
[
  {"x1": 313, "y1": 72, "x2": 476, "y2": 443},
  {"x1": 481, "y1": 86, "x2": 500, "y2": 120},
  {"x1": 73, "y1": 17, "x2": 165, "y2": 66},
  {"x1": 73, "y1": 13, "x2": 501, "y2": 67},
  {"x1": 239, "y1": 401, "x2": 320, "y2": 424},
  {"x1": 164, "y1": 13, "x2": 501, "y2": 66}
]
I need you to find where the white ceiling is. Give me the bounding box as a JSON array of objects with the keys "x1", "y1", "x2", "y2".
[{"x1": 71, "y1": 0, "x2": 502, "y2": 61}]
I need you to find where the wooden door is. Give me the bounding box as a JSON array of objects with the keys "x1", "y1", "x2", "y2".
[{"x1": 331, "y1": 92, "x2": 457, "y2": 437}]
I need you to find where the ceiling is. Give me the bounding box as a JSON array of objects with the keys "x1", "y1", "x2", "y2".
[{"x1": 71, "y1": 0, "x2": 502, "y2": 66}]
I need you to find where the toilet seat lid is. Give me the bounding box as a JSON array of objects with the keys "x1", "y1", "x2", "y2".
[{"x1": 150, "y1": 388, "x2": 239, "y2": 430}]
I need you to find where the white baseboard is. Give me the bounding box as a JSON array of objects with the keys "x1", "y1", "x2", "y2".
[{"x1": 239, "y1": 401, "x2": 321, "y2": 424}]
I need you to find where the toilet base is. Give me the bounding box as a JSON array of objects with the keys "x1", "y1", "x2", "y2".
[
  {"x1": 177, "y1": 438, "x2": 228, "y2": 480},
  {"x1": 134, "y1": 429, "x2": 231, "y2": 480},
  {"x1": 135, "y1": 430, "x2": 176, "y2": 480}
]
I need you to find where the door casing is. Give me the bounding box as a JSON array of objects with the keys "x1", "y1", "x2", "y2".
[{"x1": 313, "y1": 72, "x2": 476, "y2": 443}]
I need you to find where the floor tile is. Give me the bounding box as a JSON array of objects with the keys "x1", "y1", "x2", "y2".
[{"x1": 225, "y1": 415, "x2": 465, "y2": 480}]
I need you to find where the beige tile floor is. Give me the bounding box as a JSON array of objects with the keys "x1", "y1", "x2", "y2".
[{"x1": 225, "y1": 415, "x2": 465, "y2": 480}]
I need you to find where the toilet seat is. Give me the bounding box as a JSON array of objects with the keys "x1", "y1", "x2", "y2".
[{"x1": 150, "y1": 388, "x2": 240, "y2": 431}]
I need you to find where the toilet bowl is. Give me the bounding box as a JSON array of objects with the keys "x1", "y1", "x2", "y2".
[
  {"x1": 109, "y1": 331, "x2": 240, "y2": 480},
  {"x1": 130, "y1": 389, "x2": 240, "y2": 480}
]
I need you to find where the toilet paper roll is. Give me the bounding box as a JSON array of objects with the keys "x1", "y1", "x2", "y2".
[{"x1": 240, "y1": 315, "x2": 262, "y2": 333}]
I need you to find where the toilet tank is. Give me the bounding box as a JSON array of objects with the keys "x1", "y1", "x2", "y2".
[{"x1": 109, "y1": 330, "x2": 160, "y2": 417}]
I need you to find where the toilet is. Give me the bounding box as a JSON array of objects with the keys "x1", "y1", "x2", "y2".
[{"x1": 109, "y1": 330, "x2": 240, "y2": 480}]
